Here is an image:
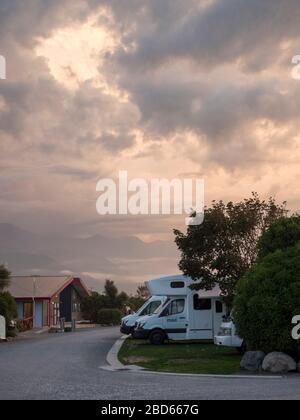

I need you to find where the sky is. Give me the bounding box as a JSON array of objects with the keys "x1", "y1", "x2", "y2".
[{"x1": 1, "y1": 0, "x2": 300, "y2": 292}]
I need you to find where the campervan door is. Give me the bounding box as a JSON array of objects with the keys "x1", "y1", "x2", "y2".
[{"x1": 187, "y1": 289, "x2": 226, "y2": 340}]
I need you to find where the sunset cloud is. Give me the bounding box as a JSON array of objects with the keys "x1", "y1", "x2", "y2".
[{"x1": 1, "y1": 0, "x2": 300, "y2": 290}]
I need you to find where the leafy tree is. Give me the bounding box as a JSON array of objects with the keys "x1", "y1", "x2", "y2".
[
  {"x1": 0, "y1": 265, "x2": 11, "y2": 292},
  {"x1": 0, "y1": 292, "x2": 17, "y2": 332},
  {"x1": 174, "y1": 193, "x2": 287, "y2": 305},
  {"x1": 234, "y1": 244, "x2": 300, "y2": 358},
  {"x1": 104, "y1": 279, "x2": 118, "y2": 308},
  {"x1": 96, "y1": 309, "x2": 122, "y2": 325},
  {"x1": 117, "y1": 291, "x2": 129, "y2": 309},
  {"x1": 136, "y1": 284, "x2": 150, "y2": 300},
  {"x1": 81, "y1": 281, "x2": 130, "y2": 322},
  {"x1": 258, "y1": 215, "x2": 300, "y2": 260},
  {"x1": 81, "y1": 292, "x2": 106, "y2": 322}
]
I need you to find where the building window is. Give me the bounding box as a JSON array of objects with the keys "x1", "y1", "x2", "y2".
[{"x1": 193, "y1": 295, "x2": 212, "y2": 311}]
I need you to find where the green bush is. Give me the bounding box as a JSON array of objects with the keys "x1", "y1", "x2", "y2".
[
  {"x1": 258, "y1": 216, "x2": 300, "y2": 260},
  {"x1": 0, "y1": 292, "x2": 17, "y2": 332},
  {"x1": 234, "y1": 244, "x2": 300, "y2": 358},
  {"x1": 96, "y1": 308, "x2": 122, "y2": 325}
]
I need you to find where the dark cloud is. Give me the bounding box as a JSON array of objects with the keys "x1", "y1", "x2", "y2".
[
  {"x1": 118, "y1": 0, "x2": 300, "y2": 72},
  {"x1": 1, "y1": 0, "x2": 300, "y2": 285}
]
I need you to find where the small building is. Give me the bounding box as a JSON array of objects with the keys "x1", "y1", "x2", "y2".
[{"x1": 8, "y1": 276, "x2": 90, "y2": 328}]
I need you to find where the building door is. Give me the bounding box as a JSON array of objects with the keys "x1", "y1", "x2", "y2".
[
  {"x1": 24, "y1": 303, "x2": 33, "y2": 319},
  {"x1": 34, "y1": 301, "x2": 43, "y2": 328}
]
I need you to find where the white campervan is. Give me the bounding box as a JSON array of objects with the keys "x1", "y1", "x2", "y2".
[
  {"x1": 120, "y1": 295, "x2": 167, "y2": 335},
  {"x1": 214, "y1": 316, "x2": 245, "y2": 353},
  {"x1": 133, "y1": 275, "x2": 227, "y2": 345}
]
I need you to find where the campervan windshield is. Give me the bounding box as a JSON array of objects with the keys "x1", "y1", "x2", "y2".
[
  {"x1": 153, "y1": 298, "x2": 170, "y2": 314},
  {"x1": 138, "y1": 299, "x2": 162, "y2": 316}
]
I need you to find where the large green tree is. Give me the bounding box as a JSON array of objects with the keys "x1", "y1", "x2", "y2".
[
  {"x1": 0, "y1": 265, "x2": 11, "y2": 292},
  {"x1": 174, "y1": 194, "x2": 287, "y2": 304},
  {"x1": 257, "y1": 215, "x2": 300, "y2": 260},
  {"x1": 234, "y1": 245, "x2": 300, "y2": 357}
]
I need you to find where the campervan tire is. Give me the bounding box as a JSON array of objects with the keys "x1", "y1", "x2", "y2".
[
  {"x1": 238, "y1": 341, "x2": 247, "y2": 355},
  {"x1": 149, "y1": 329, "x2": 166, "y2": 345}
]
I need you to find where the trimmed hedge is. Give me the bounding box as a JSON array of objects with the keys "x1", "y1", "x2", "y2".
[
  {"x1": 96, "y1": 308, "x2": 122, "y2": 325},
  {"x1": 234, "y1": 244, "x2": 300, "y2": 358}
]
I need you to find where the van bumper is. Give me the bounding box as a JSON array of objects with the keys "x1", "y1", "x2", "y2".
[
  {"x1": 214, "y1": 336, "x2": 232, "y2": 347},
  {"x1": 132, "y1": 329, "x2": 150, "y2": 340},
  {"x1": 120, "y1": 323, "x2": 134, "y2": 335}
]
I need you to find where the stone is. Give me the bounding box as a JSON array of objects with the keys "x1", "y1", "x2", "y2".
[
  {"x1": 262, "y1": 352, "x2": 297, "y2": 374},
  {"x1": 240, "y1": 351, "x2": 265, "y2": 372}
]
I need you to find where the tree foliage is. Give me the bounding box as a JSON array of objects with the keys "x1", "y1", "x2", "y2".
[
  {"x1": 81, "y1": 280, "x2": 136, "y2": 323},
  {"x1": 136, "y1": 284, "x2": 150, "y2": 300},
  {"x1": 174, "y1": 193, "x2": 287, "y2": 304},
  {"x1": 0, "y1": 265, "x2": 11, "y2": 292},
  {"x1": 0, "y1": 292, "x2": 17, "y2": 331},
  {"x1": 96, "y1": 309, "x2": 122, "y2": 325},
  {"x1": 234, "y1": 245, "x2": 300, "y2": 357},
  {"x1": 257, "y1": 215, "x2": 300, "y2": 260}
]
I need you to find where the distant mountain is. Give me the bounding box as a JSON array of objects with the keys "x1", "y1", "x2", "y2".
[{"x1": 0, "y1": 223, "x2": 180, "y2": 293}]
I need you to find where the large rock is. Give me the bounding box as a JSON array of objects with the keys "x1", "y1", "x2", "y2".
[
  {"x1": 262, "y1": 352, "x2": 297, "y2": 374},
  {"x1": 240, "y1": 351, "x2": 265, "y2": 372}
]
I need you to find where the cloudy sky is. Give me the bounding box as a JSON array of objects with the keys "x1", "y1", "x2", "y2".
[{"x1": 1, "y1": 0, "x2": 300, "y2": 291}]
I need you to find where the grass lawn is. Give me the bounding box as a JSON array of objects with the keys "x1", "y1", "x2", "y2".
[{"x1": 119, "y1": 338, "x2": 242, "y2": 375}]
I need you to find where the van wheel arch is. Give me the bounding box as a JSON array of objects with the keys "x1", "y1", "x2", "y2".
[{"x1": 149, "y1": 329, "x2": 167, "y2": 345}]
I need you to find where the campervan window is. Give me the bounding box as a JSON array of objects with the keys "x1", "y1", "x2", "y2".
[
  {"x1": 170, "y1": 281, "x2": 185, "y2": 289},
  {"x1": 193, "y1": 295, "x2": 212, "y2": 311},
  {"x1": 215, "y1": 301, "x2": 223, "y2": 314},
  {"x1": 140, "y1": 300, "x2": 162, "y2": 316},
  {"x1": 160, "y1": 299, "x2": 185, "y2": 317}
]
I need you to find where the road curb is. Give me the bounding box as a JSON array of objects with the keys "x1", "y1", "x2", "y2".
[
  {"x1": 106, "y1": 335, "x2": 127, "y2": 370},
  {"x1": 103, "y1": 337, "x2": 284, "y2": 379},
  {"x1": 104, "y1": 335, "x2": 145, "y2": 372}
]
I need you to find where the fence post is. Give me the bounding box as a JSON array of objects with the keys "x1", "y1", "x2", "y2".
[{"x1": 60, "y1": 317, "x2": 65, "y2": 332}]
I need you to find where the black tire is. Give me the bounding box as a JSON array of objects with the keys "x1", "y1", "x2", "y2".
[
  {"x1": 149, "y1": 329, "x2": 166, "y2": 345},
  {"x1": 237, "y1": 341, "x2": 247, "y2": 355}
]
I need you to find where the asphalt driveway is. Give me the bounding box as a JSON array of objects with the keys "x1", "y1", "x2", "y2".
[{"x1": 0, "y1": 327, "x2": 300, "y2": 400}]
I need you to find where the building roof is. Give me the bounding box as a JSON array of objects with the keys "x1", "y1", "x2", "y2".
[{"x1": 8, "y1": 276, "x2": 90, "y2": 300}]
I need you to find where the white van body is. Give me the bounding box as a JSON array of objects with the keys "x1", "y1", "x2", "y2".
[
  {"x1": 214, "y1": 319, "x2": 244, "y2": 350},
  {"x1": 133, "y1": 275, "x2": 227, "y2": 344},
  {"x1": 120, "y1": 295, "x2": 167, "y2": 335}
]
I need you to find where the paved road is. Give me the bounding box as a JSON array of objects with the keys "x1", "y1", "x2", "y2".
[{"x1": 0, "y1": 327, "x2": 300, "y2": 400}]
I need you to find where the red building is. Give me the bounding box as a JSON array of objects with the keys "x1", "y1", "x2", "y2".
[{"x1": 8, "y1": 276, "x2": 90, "y2": 328}]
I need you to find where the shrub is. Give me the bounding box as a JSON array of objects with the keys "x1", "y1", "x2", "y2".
[
  {"x1": 96, "y1": 308, "x2": 122, "y2": 325},
  {"x1": 0, "y1": 292, "x2": 17, "y2": 332},
  {"x1": 234, "y1": 244, "x2": 300, "y2": 358},
  {"x1": 258, "y1": 216, "x2": 300, "y2": 260}
]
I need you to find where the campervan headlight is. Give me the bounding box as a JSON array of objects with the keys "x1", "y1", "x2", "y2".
[{"x1": 218, "y1": 327, "x2": 232, "y2": 337}]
